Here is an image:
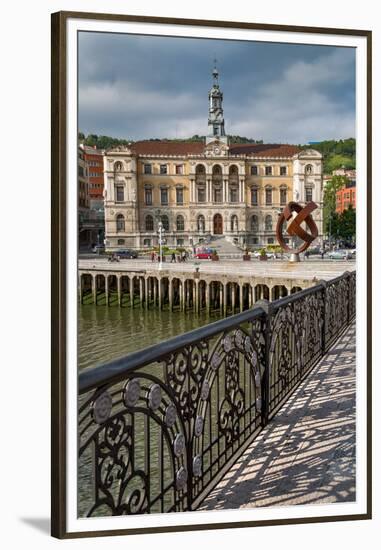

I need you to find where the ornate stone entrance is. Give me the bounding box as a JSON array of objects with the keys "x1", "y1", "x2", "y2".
[{"x1": 213, "y1": 213, "x2": 223, "y2": 235}]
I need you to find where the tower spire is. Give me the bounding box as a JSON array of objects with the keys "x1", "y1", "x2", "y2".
[
  {"x1": 212, "y1": 56, "x2": 219, "y2": 83},
  {"x1": 206, "y1": 59, "x2": 227, "y2": 145}
]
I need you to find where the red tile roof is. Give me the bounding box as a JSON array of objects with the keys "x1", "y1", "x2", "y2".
[
  {"x1": 131, "y1": 141, "x2": 205, "y2": 155},
  {"x1": 229, "y1": 143, "x2": 300, "y2": 157},
  {"x1": 129, "y1": 141, "x2": 300, "y2": 158}
]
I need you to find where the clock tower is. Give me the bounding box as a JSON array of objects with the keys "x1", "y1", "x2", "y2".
[{"x1": 206, "y1": 61, "x2": 228, "y2": 145}]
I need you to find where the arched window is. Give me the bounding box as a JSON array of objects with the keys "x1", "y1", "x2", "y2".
[
  {"x1": 176, "y1": 215, "x2": 185, "y2": 231},
  {"x1": 161, "y1": 215, "x2": 169, "y2": 231},
  {"x1": 116, "y1": 214, "x2": 125, "y2": 232},
  {"x1": 230, "y1": 215, "x2": 238, "y2": 231},
  {"x1": 305, "y1": 164, "x2": 313, "y2": 175},
  {"x1": 265, "y1": 215, "x2": 273, "y2": 231},
  {"x1": 114, "y1": 161, "x2": 123, "y2": 171},
  {"x1": 212, "y1": 164, "x2": 222, "y2": 176},
  {"x1": 251, "y1": 215, "x2": 259, "y2": 231},
  {"x1": 196, "y1": 164, "x2": 206, "y2": 175},
  {"x1": 145, "y1": 215, "x2": 154, "y2": 231},
  {"x1": 197, "y1": 214, "x2": 205, "y2": 232},
  {"x1": 229, "y1": 165, "x2": 238, "y2": 175}
]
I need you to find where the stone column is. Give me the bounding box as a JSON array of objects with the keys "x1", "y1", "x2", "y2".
[
  {"x1": 223, "y1": 179, "x2": 227, "y2": 203},
  {"x1": 240, "y1": 179, "x2": 245, "y2": 203},
  {"x1": 145, "y1": 277, "x2": 149, "y2": 309},
  {"x1": 249, "y1": 285, "x2": 253, "y2": 307},
  {"x1": 195, "y1": 280, "x2": 199, "y2": 313},
  {"x1": 139, "y1": 277, "x2": 144, "y2": 308},
  {"x1": 131, "y1": 277, "x2": 135, "y2": 308},
  {"x1": 191, "y1": 179, "x2": 195, "y2": 202},
  {"x1": 92, "y1": 275, "x2": 97, "y2": 305},
  {"x1": 224, "y1": 283, "x2": 228, "y2": 316},
  {"x1": 205, "y1": 282, "x2": 210, "y2": 313},
  {"x1": 232, "y1": 284, "x2": 236, "y2": 313},
  {"x1": 117, "y1": 275, "x2": 121, "y2": 307},
  {"x1": 105, "y1": 276, "x2": 109, "y2": 306},
  {"x1": 181, "y1": 280, "x2": 186, "y2": 311},
  {"x1": 239, "y1": 284, "x2": 244, "y2": 312},
  {"x1": 207, "y1": 179, "x2": 211, "y2": 203},
  {"x1": 169, "y1": 279, "x2": 173, "y2": 311},
  {"x1": 158, "y1": 277, "x2": 162, "y2": 310}
]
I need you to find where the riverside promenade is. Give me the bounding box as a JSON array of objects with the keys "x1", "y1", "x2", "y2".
[
  {"x1": 199, "y1": 322, "x2": 356, "y2": 510},
  {"x1": 78, "y1": 257, "x2": 356, "y2": 312}
]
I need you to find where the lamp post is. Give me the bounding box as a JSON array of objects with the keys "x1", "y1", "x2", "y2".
[{"x1": 328, "y1": 213, "x2": 332, "y2": 251}]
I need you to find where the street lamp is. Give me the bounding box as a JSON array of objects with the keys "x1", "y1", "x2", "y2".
[
  {"x1": 328, "y1": 213, "x2": 332, "y2": 251},
  {"x1": 157, "y1": 221, "x2": 165, "y2": 270}
]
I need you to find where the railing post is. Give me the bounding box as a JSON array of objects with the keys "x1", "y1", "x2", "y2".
[
  {"x1": 256, "y1": 300, "x2": 271, "y2": 427},
  {"x1": 344, "y1": 271, "x2": 351, "y2": 326},
  {"x1": 319, "y1": 280, "x2": 327, "y2": 355}
]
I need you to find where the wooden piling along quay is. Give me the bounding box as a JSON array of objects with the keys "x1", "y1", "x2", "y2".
[{"x1": 78, "y1": 267, "x2": 308, "y2": 314}]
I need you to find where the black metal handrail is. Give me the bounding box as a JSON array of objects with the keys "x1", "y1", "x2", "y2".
[
  {"x1": 79, "y1": 307, "x2": 265, "y2": 393},
  {"x1": 78, "y1": 270, "x2": 356, "y2": 518}
]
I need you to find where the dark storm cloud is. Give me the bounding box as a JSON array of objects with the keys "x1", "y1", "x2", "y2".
[{"x1": 78, "y1": 32, "x2": 355, "y2": 143}]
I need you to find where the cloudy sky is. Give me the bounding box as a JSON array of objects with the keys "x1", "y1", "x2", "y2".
[{"x1": 78, "y1": 32, "x2": 355, "y2": 144}]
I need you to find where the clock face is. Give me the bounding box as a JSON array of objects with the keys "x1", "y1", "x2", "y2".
[{"x1": 214, "y1": 147, "x2": 220, "y2": 155}]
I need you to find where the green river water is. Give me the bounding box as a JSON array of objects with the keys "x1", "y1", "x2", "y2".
[{"x1": 78, "y1": 304, "x2": 223, "y2": 371}]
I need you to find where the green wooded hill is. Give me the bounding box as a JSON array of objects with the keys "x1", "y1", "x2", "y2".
[
  {"x1": 300, "y1": 138, "x2": 356, "y2": 173},
  {"x1": 79, "y1": 133, "x2": 355, "y2": 173}
]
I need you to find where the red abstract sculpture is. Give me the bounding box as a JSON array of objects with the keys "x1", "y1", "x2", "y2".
[{"x1": 276, "y1": 201, "x2": 318, "y2": 254}]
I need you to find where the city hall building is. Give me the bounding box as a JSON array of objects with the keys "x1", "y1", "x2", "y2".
[{"x1": 103, "y1": 67, "x2": 323, "y2": 250}]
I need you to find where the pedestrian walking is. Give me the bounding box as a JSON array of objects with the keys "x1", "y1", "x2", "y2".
[
  {"x1": 151, "y1": 251, "x2": 156, "y2": 262},
  {"x1": 171, "y1": 252, "x2": 176, "y2": 263}
]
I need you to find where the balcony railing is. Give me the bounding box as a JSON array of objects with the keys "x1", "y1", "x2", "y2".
[{"x1": 78, "y1": 271, "x2": 356, "y2": 517}]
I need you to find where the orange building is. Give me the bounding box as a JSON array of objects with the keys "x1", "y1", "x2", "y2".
[
  {"x1": 336, "y1": 180, "x2": 356, "y2": 214},
  {"x1": 82, "y1": 145, "x2": 104, "y2": 200}
]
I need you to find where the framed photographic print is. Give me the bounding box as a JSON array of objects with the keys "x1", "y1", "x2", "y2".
[{"x1": 51, "y1": 10, "x2": 372, "y2": 539}]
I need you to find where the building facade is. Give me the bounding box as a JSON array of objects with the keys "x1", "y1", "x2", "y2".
[
  {"x1": 78, "y1": 144, "x2": 106, "y2": 248},
  {"x1": 104, "y1": 68, "x2": 323, "y2": 250},
  {"x1": 336, "y1": 174, "x2": 356, "y2": 214}
]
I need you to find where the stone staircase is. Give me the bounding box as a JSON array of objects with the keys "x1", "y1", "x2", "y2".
[{"x1": 210, "y1": 236, "x2": 242, "y2": 258}]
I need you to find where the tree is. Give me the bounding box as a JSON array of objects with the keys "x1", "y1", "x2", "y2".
[
  {"x1": 338, "y1": 205, "x2": 356, "y2": 241},
  {"x1": 300, "y1": 138, "x2": 356, "y2": 173},
  {"x1": 323, "y1": 175, "x2": 348, "y2": 234},
  {"x1": 325, "y1": 154, "x2": 355, "y2": 174}
]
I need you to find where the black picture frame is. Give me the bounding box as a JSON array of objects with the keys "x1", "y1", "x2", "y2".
[{"x1": 51, "y1": 10, "x2": 372, "y2": 539}]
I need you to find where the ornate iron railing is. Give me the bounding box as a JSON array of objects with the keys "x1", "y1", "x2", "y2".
[{"x1": 78, "y1": 270, "x2": 356, "y2": 517}]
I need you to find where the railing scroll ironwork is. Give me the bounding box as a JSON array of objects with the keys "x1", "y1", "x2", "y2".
[{"x1": 78, "y1": 270, "x2": 356, "y2": 517}]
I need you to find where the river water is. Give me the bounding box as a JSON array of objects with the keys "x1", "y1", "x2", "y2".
[
  {"x1": 78, "y1": 305, "x2": 223, "y2": 371},
  {"x1": 78, "y1": 304, "x2": 227, "y2": 516}
]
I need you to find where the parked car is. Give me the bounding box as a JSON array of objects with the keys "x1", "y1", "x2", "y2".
[
  {"x1": 116, "y1": 249, "x2": 138, "y2": 259},
  {"x1": 194, "y1": 251, "x2": 212, "y2": 259},
  {"x1": 328, "y1": 249, "x2": 353, "y2": 260},
  {"x1": 252, "y1": 250, "x2": 276, "y2": 259},
  {"x1": 307, "y1": 246, "x2": 321, "y2": 255}
]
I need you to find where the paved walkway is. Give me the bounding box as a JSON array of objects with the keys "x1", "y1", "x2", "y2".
[
  {"x1": 198, "y1": 322, "x2": 356, "y2": 510},
  {"x1": 79, "y1": 258, "x2": 355, "y2": 282}
]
